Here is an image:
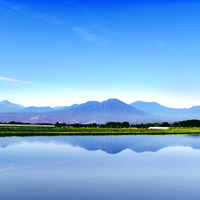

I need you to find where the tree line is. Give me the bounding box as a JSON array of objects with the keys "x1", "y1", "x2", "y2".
[
  {"x1": 55, "y1": 120, "x2": 200, "y2": 128},
  {"x1": 1, "y1": 119, "x2": 200, "y2": 128}
]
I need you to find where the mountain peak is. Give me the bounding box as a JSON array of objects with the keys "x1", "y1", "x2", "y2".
[
  {"x1": 1, "y1": 100, "x2": 12, "y2": 105},
  {"x1": 0, "y1": 100, "x2": 24, "y2": 113},
  {"x1": 0, "y1": 100, "x2": 23, "y2": 107},
  {"x1": 102, "y1": 98, "x2": 125, "y2": 104},
  {"x1": 106, "y1": 98, "x2": 120, "y2": 101},
  {"x1": 190, "y1": 106, "x2": 200, "y2": 110}
]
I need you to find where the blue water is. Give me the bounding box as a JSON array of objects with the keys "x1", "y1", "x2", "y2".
[{"x1": 1, "y1": 135, "x2": 200, "y2": 200}]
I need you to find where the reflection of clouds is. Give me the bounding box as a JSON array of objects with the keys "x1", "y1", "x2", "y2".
[
  {"x1": 0, "y1": 160, "x2": 73, "y2": 173},
  {"x1": 0, "y1": 167, "x2": 15, "y2": 172}
]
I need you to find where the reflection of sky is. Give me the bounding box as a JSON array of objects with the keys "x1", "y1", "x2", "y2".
[{"x1": 1, "y1": 136, "x2": 200, "y2": 200}]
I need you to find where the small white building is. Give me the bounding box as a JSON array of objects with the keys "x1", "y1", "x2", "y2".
[{"x1": 148, "y1": 127, "x2": 169, "y2": 129}]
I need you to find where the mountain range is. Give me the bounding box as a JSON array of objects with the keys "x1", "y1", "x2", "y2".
[{"x1": 0, "y1": 99, "x2": 200, "y2": 123}]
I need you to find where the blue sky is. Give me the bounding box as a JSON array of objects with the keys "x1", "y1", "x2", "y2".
[{"x1": 1, "y1": 0, "x2": 200, "y2": 107}]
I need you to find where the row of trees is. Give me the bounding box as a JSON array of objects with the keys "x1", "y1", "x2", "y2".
[
  {"x1": 55, "y1": 120, "x2": 200, "y2": 128},
  {"x1": 2, "y1": 119, "x2": 200, "y2": 128},
  {"x1": 136, "y1": 120, "x2": 200, "y2": 128},
  {"x1": 55, "y1": 122, "x2": 131, "y2": 128},
  {"x1": 0, "y1": 121, "x2": 31, "y2": 125}
]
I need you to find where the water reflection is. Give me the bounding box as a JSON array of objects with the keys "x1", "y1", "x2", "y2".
[
  {"x1": 1, "y1": 135, "x2": 200, "y2": 153},
  {"x1": 0, "y1": 135, "x2": 200, "y2": 200}
]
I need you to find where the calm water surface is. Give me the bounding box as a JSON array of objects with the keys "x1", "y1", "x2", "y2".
[{"x1": 1, "y1": 135, "x2": 200, "y2": 200}]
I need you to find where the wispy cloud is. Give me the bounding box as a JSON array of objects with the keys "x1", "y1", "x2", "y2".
[
  {"x1": 73, "y1": 27, "x2": 97, "y2": 42},
  {"x1": 33, "y1": 13, "x2": 64, "y2": 25},
  {"x1": 73, "y1": 27, "x2": 104, "y2": 45},
  {"x1": 11, "y1": 4, "x2": 24, "y2": 12},
  {"x1": 0, "y1": 77, "x2": 18, "y2": 82},
  {"x1": 0, "y1": 76, "x2": 73, "y2": 91},
  {"x1": 0, "y1": 0, "x2": 64, "y2": 25},
  {"x1": 0, "y1": 0, "x2": 25, "y2": 14}
]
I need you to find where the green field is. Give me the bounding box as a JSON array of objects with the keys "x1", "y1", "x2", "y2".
[{"x1": 1, "y1": 126, "x2": 200, "y2": 136}]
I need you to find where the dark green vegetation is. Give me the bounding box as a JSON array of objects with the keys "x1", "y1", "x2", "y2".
[
  {"x1": 55, "y1": 119, "x2": 200, "y2": 128},
  {"x1": 1, "y1": 119, "x2": 200, "y2": 136},
  {"x1": 1, "y1": 126, "x2": 200, "y2": 137}
]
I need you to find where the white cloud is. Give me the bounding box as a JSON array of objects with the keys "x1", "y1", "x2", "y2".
[
  {"x1": 33, "y1": 13, "x2": 64, "y2": 25},
  {"x1": 73, "y1": 27, "x2": 97, "y2": 42},
  {"x1": 12, "y1": 5, "x2": 23, "y2": 12},
  {"x1": 0, "y1": 76, "x2": 73, "y2": 91},
  {"x1": 0, "y1": 1, "x2": 64, "y2": 25},
  {"x1": 0, "y1": 76, "x2": 18, "y2": 82}
]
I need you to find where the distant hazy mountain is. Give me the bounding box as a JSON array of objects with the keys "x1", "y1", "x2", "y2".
[
  {"x1": 187, "y1": 106, "x2": 200, "y2": 117},
  {"x1": 0, "y1": 100, "x2": 24, "y2": 113},
  {"x1": 130, "y1": 101, "x2": 180, "y2": 116},
  {"x1": 54, "y1": 104, "x2": 79, "y2": 110},
  {"x1": 21, "y1": 106, "x2": 54, "y2": 113},
  {"x1": 130, "y1": 101, "x2": 170, "y2": 113},
  {"x1": 130, "y1": 101, "x2": 200, "y2": 121},
  {"x1": 53, "y1": 106, "x2": 67, "y2": 110}
]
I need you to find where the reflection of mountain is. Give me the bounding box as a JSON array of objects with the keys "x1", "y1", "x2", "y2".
[{"x1": 1, "y1": 135, "x2": 200, "y2": 154}]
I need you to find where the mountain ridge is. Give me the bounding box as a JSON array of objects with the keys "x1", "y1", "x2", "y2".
[
  {"x1": 0, "y1": 99, "x2": 200, "y2": 123},
  {"x1": 0, "y1": 99, "x2": 154, "y2": 123},
  {"x1": 130, "y1": 101, "x2": 200, "y2": 121},
  {"x1": 0, "y1": 100, "x2": 24, "y2": 113}
]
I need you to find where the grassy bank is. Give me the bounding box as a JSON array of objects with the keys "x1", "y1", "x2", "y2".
[{"x1": 1, "y1": 126, "x2": 200, "y2": 136}]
